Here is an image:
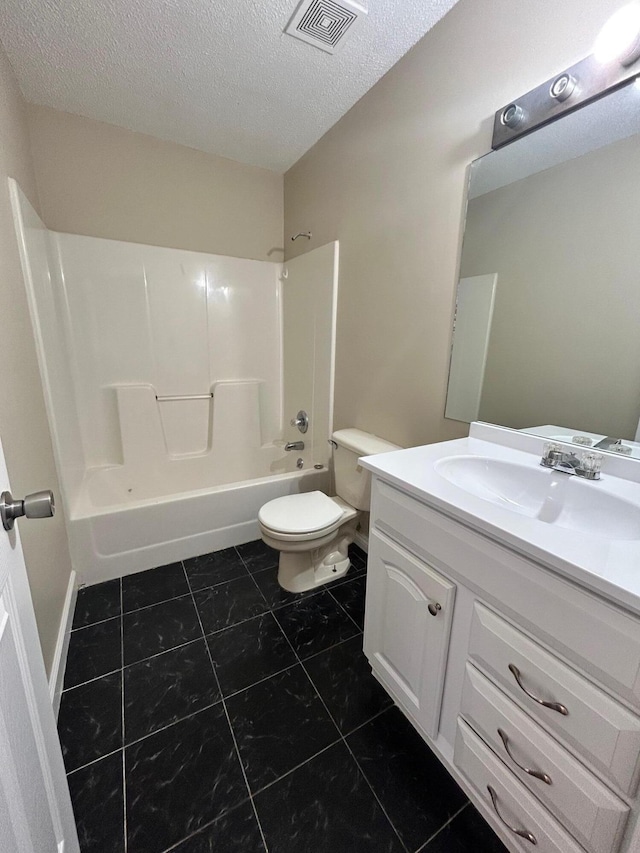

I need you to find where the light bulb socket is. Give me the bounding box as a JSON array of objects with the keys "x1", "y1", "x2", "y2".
[
  {"x1": 550, "y1": 73, "x2": 577, "y2": 101},
  {"x1": 500, "y1": 103, "x2": 525, "y2": 129}
]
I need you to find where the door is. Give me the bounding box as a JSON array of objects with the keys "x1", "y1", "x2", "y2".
[
  {"x1": 445, "y1": 273, "x2": 497, "y2": 423},
  {"x1": 364, "y1": 530, "x2": 456, "y2": 738},
  {"x1": 0, "y1": 433, "x2": 79, "y2": 852}
]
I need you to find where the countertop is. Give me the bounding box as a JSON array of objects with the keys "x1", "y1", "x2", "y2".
[{"x1": 360, "y1": 422, "x2": 640, "y2": 617}]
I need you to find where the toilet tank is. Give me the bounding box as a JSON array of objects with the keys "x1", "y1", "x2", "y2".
[{"x1": 332, "y1": 429, "x2": 401, "y2": 510}]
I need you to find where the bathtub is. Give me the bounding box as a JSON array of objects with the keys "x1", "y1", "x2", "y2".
[{"x1": 68, "y1": 460, "x2": 330, "y2": 585}]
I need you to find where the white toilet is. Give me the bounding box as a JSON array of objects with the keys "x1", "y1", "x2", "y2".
[{"x1": 258, "y1": 428, "x2": 400, "y2": 592}]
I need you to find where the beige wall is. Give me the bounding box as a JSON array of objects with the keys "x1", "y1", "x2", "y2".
[
  {"x1": 284, "y1": 0, "x2": 623, "y2": 449},
  {"x1": 0, "y1": 47, "x2": 73, "y2": 675},
  {"x1": 463, "y1": 134, "x2": 640, "y2": 438},
  {"x1": 27, "y1": 104, "x2": 283, "y2": 262}
]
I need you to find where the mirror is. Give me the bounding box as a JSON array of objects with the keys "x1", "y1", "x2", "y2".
[{"x1": 446, "y1": 79, "x2": 640, "y2": 457}]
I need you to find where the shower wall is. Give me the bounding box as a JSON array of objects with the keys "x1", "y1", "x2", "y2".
[
  {"x1": 13, "y1": 177, "x2": 340, "y2": 579},
  {"x1": 282, "y1": 242, "x2": 338, "y2": 470},
  {"x1": 10, "y1": 182, "x2": 85, "y2": 510},
  {"x1": 54, "y1": 234, "x2": 283, "y2": 483}
]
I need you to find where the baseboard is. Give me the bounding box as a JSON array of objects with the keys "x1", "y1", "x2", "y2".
[
  {"x1": 49, "y1": 570, "x2": 77, "y2": 718},
  {"x1": 354, "y1": 530, "x2": 368, "y2": 553}
]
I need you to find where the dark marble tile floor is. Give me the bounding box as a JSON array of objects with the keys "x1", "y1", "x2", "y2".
[{"x1": 60, "y1": 540, "x2": 508, "y2": 853}]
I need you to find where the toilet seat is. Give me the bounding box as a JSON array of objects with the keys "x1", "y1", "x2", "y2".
[{"x1": 258, "y1": 490, "x2": 344, "y2": 535}]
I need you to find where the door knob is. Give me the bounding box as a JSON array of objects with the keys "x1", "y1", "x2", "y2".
[{"x1": 1, "y1": 490, "x2": 55, "y2": 531}]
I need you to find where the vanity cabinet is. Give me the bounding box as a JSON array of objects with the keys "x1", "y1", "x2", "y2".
[
  {"x1": 363, "y1": 473, "x2": 640, "y2": 853},
  {"x1": 363, "y1": 531, "x2": 455, "y2": 738}
]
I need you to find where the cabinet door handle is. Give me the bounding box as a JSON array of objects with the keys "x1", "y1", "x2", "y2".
[
  {"x1": 508, "y1": 664, "x2": 569, "y2": 716},
  {"x1": 487, "y1": 785, "x2": 537, "y2": 845},
  {"x1": 497, "y1": 728, "x2": 552, "y2": 785},
  {"x1": 428, "y1": 602, "x2": 441, "y2": 616}
]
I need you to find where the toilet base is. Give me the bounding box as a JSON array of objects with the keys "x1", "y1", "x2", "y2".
[
  {"x1": 260, "y1": 500, "x2": 359, "y2": 594},
  {"x1": 277, "y1": 548, "x2": 351, "y2": 593}
]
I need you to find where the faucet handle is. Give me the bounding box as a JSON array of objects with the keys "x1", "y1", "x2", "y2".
[
  {"x1": 541, "y1": 442, "x2": 564, "y2": 465},
  {"x1": 579, "y1": 451, "x2": 603, "y2": 480},
  {"x1": 290, "y1": 410, "x2": 309, "y2": 434}
]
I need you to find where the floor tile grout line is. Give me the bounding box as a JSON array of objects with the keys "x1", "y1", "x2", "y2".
[
  {"x1": 221, "y1": 660, "x2": 301, "y2": 702},
  {"x1": 62, "y1": 665, "x2": 123, "y2": 693},
  {"x1": 233, "y1": 544, "x2": 278, "y2": 578},
  {"x1": 248, "y1": 735, "x2": 344, "y2": 799},
  {"x1": 158, "y1": 796, "x2": 256, "y2": 853},
  {"x1": 231, "y1": 545, "x2": 258, "y2": 578},
  {"x1": 70, "y1": 612, "x2": 122, "y2": 632},
  {"x1": 182, "y1": 561, "x2": 270, "y2": 853},
  {"x1": 287, "y1": 629, "x2": 363, "y2": 665},
  {"x1": 65, "y1": 745, "x2": 124, "y2": 778},
  {"x1": 120, "y1": 577, "x2": 128, "y2": 853},
  {"x1": 183, "y1": 553, "x2": 254, "y2": 596},
  {"x1": 124, "y1": 700, "x2": 223, "y2": 750},
  {"x1": 271, "y1": 580, "x2": 410, "y2": 853},
  {"x1": 340, "y1": 704, "x2": 393, "y2": 739},
  {"x1": 269, "y1": 591, "x2": 363, "y2": 665},
  {"x1": 340, "y1": 742, "x2": 410, "y2": 853},
  {"x1": 72, "y1": 545, "x2": 360, "y2": 632},
  {"x1": 325, "y1": 583, "x2": 366, "y2": 634},
  {"x1": 219, "y1": 628, "x2": 364, "y2": 702},
  {"x1": 243, "y1": 563, "x2": 274, "y2": 609},
  {"x1": 123, "y1": 568, "x2": 257, "y2": 622},
  {"x1": 299, "y1": 658, "x2": 410, "y2": 853},
  {"x1": 63, "y1": 634, "x2": 208, "y2": 693},
  {"x1": 72, "y1": 562, "x2": 268, "y2": 631},
  {"x1": 62, "y1": 651, "x2": 385, "y2": 781},
  {"x1": 414, "y1": 801, "x2": 470, "y2": 852},
  {"x1": 121, "y1": 589, "x2": 197, "y2": 618},
  {"x1": 64, "y1": 588, "x2": 360, "y2": 694}
]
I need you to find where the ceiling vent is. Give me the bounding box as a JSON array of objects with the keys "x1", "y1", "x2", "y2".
[{"x1": 285, "y1": 0, "x2": 367, "y2": 54}]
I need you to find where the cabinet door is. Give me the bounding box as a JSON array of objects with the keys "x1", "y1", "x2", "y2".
[{"x1": 364, "y1": 530, "x2": 455, "y2": 737}]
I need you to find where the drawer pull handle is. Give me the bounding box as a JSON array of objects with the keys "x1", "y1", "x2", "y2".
[
  {"x1": 508, "y1": 664, "x2": 569, "y2": 716},
  {"x1": 487, "y1": 785, "x2": 537, "y2": 845},
  {"x1": 428, "y1": 602, "x2": 442, "y2": 616},
  {"x1": 497, "y1": 728, "x2": 552, "y2": 785}
]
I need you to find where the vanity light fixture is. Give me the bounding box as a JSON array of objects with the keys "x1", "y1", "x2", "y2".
[{"x1": 492, "y1": 3, "x2": 640, "y2": 149}]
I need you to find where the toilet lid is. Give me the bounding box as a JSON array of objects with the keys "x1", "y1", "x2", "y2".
[{"x1": 259, "y1": 491, "x2": 343, "y2": 534}]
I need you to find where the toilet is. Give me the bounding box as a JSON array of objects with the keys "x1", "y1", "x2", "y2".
[{"x1": 259, "y1": 428, "x2": 400, "y2": 592}]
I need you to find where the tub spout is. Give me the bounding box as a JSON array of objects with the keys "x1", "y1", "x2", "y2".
[{"x1": 285, "y1": 441, "x2": 305, "y2": 451}]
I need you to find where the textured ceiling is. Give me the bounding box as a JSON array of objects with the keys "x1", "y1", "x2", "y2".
[{"x1": 0, "y1": 0, "x2": 459, "y2": 173}]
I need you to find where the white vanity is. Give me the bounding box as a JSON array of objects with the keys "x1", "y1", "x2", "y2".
[{"x1": 360, "y1": 423, "x2": 640, "y2": 853}]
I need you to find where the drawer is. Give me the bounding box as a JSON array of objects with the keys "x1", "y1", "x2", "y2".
[
  {"x1": 371, "y1": 478, "x2": 640, "y2": 709},
  {"x1": 461, "y1": 662, "x2": 629, "y2": 853},
  {"x1": 469, "y1": 602, "x2": 640, "y2": 794},
  {"x1": 454, "y1": 718, "x2": 585, "y2": 853}
]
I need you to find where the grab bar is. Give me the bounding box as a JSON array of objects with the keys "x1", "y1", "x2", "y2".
[{"x1": 156, "y1": 393, "x2": 213, "y2": 402}]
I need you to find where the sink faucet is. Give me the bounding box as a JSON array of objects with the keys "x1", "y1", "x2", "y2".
[
  {"x1": 594, "y1": 436, "x2": 622, "y2": 450},
  {"x1": 540, "y1": 444, "x2": 602, "y2": 480},
  {"x1": 285, "y1": 440, "x2": 305, "y2": 451}
]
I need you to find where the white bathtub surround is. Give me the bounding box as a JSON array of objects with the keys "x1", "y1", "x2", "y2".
[
  {"x1": 10, "y1": 181, "x2": 85, "y2": 517},
  {"x1": 54, "y1": 233, "x2": 283, "y2": 472},
  {"x1": 12, "y1": 180, "x2": 340, "y2": 584},
  {"x1": 282, "y1": 242, "x2": 339, "y2": 470}
]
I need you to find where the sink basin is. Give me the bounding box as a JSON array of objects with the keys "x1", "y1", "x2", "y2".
[{"x1": 434, "y1": 455, "x2": 640, "y2": 541}]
